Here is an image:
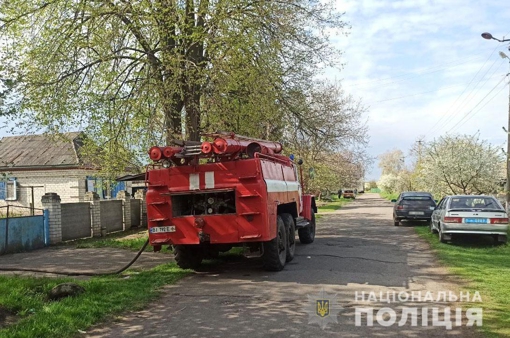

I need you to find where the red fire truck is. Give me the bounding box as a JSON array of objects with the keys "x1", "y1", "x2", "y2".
[{"x1": 145, "y1": 132, "x2": 317, "y2": 271}]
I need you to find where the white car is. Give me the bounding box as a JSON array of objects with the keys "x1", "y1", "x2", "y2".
[{"x1": 430, "y1": 195, "x2": 508, "y2": 244}]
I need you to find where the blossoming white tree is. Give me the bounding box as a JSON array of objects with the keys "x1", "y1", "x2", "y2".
[{"x1": 419, "y1": 135, "x2": 504, "y2": 196}]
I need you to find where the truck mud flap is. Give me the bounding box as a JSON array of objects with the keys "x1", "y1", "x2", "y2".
[{"x1": 295, "y1": 217, "x2": 310, "y2": 229}]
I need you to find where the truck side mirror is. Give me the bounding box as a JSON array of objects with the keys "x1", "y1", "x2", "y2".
[{"x1": 297, "y1": 159, "x2": 303, "y2": 165}]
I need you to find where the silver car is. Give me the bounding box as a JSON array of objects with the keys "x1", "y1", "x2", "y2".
[{"x1": 430, "y1": 195, "x2": 508, "y2": 244}]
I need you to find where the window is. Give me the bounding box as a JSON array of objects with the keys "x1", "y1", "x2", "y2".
[
  {"x1": 436, "y1": 198, "x2": 446, "y2": 210},
  {"x1": 449, "y1": 197, "x2": 501, "y2": 210},
  {"x1": 86, "y1": 176, "x2": 126, "y2": 199},
  {"x1": 402, "y1": 197, "x2": 435, "y2": 207},
  {"x1": 0, "y1": 178, "x2": 17, "y2": 201}
]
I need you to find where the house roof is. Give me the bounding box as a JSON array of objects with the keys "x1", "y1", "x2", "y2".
[{"x1": 0, "y1": 132, "x2": 85, "y2": 169}]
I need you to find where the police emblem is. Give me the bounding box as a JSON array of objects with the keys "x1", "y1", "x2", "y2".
[
  {"x1": 316, "y1": 299, "x2": 330, "y2": 317},
  {"x1": 304, "y1": 288, "x2": 343, "y2": 329}
]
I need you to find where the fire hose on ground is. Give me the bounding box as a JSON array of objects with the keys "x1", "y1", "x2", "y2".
[{"x1": 0, "y1": 239, "x2": 149, "y2": 276}]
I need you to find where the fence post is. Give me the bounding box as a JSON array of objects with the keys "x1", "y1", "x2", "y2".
[
  {"x1": 43, "y1": 209, "x2": 50, "y2": 245},
  {"x1": 3, "y1": 205, "x2": 9, "y2": 253},
  {"x1": 41, "y1": 193, "x2": 62, "y2": 244},
  {"x1": 85, "y1": 191, "x2": 102, "y2": 237},
  {"x1": 117, "y1": 190, "x2": 131, "y2": 230},
  {"x1": 134, "y1": 189, "x2": 147, "y2": 228}
]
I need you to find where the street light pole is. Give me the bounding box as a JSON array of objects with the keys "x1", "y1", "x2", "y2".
[
  {"x1": 482, "y1": 32, "x2": 510, "y2": 210},
  {"x1": 507, "y1": 75, "x2": 510, "y2": 210}
]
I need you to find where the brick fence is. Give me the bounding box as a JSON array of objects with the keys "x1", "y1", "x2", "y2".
[{"x1": 40, "y1": 190, "x2": 147, "y2": 244}]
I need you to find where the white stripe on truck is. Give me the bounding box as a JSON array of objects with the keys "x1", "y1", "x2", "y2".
[
  {"x1": 205, "y1": 171, "x2": 215, "y2": 189},
  {"x1": 265, "y1": 179, "x2": 299, "y2": 193},
  {"x1": 189, "y1": 173, "x2": 199, "y2": 190}
]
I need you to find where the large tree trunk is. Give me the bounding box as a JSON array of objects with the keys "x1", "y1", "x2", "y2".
[
  {"x1": 185, "y1": 88, "x2": 201, "y2": 141},
  {"x1": 164, "y1": 96, "x2": 184, "y2": 145}
]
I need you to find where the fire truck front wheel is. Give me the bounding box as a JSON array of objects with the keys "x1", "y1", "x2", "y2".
[
  {"x1": 262, "y1": 216, "x2": 288, "y2": 271},
  {"x1": 174, "y1": 245, "x2": 203, "y2": 270},
  {"x1": 298, "y1": 212, "x2": 316, "y2": 244}
]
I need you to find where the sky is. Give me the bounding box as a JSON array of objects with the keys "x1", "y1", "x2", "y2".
[
  {"x1": 2, "y1": 1, "x2": 510, "y2": 181},
  {"x1": 330, "y1": 0, "x2": 510, "y2": 180}
]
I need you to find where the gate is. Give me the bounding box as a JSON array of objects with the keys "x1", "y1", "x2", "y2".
[
  {"x1": 61, "y1": 202, "x2": 92, "y2": 241},
  {"x1": 130, "y1": 199, "x2": 141, "y2": 227},
  {"x1": 0, "y1": 206, "x2": 48, "y2": 255},
  {"x1": 100, "y1": 200, "x2": 123, "y2": 233}
]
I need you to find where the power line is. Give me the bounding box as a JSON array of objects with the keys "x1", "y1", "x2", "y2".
[
  {"x1": 454, "y1": 82, "x2": 508, "y2": 130},
  {"x1": 432, "y1": 60, "x2": 506, "y2": 136},
  {"x1": 446, "y1": 76, "x2": 507, "y2": 133},
  {"x1": 441, "y1": 58, "x2": 505, "y2": 127},
  {"x1": 424, "y1": 45, "x2": 502, "y2": 137}
]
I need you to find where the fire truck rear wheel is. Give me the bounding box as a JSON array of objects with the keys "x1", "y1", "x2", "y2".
[
  {"x1": 298, "y1": 212, "x2": 316, "y2": 244},
  {"x1": 280, "y1": 213, "x2": 296, "y2": 262},
  {"x1": 174, "y1": 245, "x2": 203, "y2": 270},
  {"x1": 262, "y1": 215, "x2": 288, "y2": 271}
]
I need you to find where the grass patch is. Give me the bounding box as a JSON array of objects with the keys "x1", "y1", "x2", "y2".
[
  {"x1": 379, "y1": 191, "x2": 398, "y2": 201},
  {"x1": 0, "y1": 263, "x2": 190, "y2": 338},
  {"x1": 317, "y1": 197, "x2": 352, "y2": 212},
  {"x1": 415, "y1": 226, "x2": 510, "y2": 337}
]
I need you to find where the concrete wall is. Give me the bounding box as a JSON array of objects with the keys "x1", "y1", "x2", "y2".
[
  {"x1": 130, "y1": 199, "x2": 141, "y2": 227},
  {"x1": 37, "y1": 191, "x2": 145, "y2": 244},
  {"x1": 61, "y1": 202, "x2": 92, "y2": 241},
  {"x1": 100, "y1": 200, "x2": 124, "y2": 233}
]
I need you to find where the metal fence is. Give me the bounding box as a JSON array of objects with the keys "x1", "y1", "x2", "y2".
[{"x1": 0, "y1": 205, "x2": 48, "y2": 255}]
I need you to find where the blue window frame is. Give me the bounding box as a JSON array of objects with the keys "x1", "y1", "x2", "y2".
[{"x1": 0, "y1": 181, "x2": 5, "y2": 200}]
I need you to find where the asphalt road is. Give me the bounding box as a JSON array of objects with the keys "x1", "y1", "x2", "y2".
[{"x1": 87, "y1": 194, "x2": 483, "y2": 337}]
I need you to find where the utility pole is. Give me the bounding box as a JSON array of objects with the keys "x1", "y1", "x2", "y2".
[
  {"x1": 481, "y1": 32, "x2": 510, "y2": 211},
  {"x1": 507, "y1": 71, "x2": 510, "y2": 210},
  {"x1": 417, "y1": 139, "x2": 423, "y2": 162}
]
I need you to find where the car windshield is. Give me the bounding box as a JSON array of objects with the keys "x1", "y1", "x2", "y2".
[
  {"x1": 344, "y1": 190, "x2": 353, "y2": 193},
  {"x1": 402, "y1": 196, "x2": 435, "y2": 206},
  {"x1": 448, "y1": 197, "x2": 501, "y2": 210}
]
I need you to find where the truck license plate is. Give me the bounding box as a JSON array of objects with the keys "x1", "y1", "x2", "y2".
[{"x1": 150, "y1": 226, "x2": 176, "y2": 234}]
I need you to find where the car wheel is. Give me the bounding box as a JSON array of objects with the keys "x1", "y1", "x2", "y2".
[
  {"x1": 495, "y1": 235, "x2": 508, "y2": 245},
  {"x1": 430, "y1": 221, "x2": 437, "y2": 234},
  {"x1": 438, "y1": 225, "x2": 447, "y2": 243},
  {"x1": 394, "y1": 219, "x2": 399, "y2": 226}
]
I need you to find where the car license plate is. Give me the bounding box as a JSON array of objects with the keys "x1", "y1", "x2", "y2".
[
  {"x1": 150, "y1": 226, "x2": 176, "y2": 234},
  {"x1": 464, "y1": 218, "x2": 488, "y2": 224},
  {"x1": 409, "y1": 211, "x2": 424, "y2": 215}
]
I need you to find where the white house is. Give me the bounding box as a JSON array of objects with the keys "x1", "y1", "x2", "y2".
[{"x1": 0, "y1": 132, "x2": 131, "y2": 209}]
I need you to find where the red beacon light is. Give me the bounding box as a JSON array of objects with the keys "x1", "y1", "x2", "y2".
[
  {"x1": 148, "y1": 146, "x2": 163, "y2": 161},
  {"x1": 201, "y1": 142, "x2": 213, "y2": 154}
]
